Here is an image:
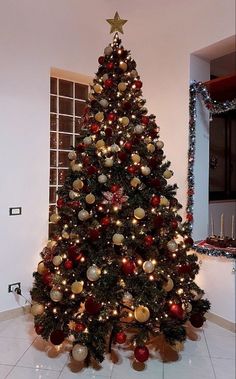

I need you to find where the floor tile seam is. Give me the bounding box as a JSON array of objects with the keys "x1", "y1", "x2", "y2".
[
  {"x1": 4, "y1": 365, "x2": 16, "y2": 379},
  {"x1": 203, "y1": 330, "x2": 217, "y2": 379},
  {"x1": 11, "y1": 336, "x2": 37, "y2": 368}
]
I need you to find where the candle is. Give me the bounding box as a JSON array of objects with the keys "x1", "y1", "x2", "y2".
[
  {"x1": 232, "y1": 215, "x2": 235, "y2": 240},
  {"x1": 211, "y1": 215, "x2": 214, "y2": 236},
  {"x1": 220, "y1": 214, "x2": 224, "y2": 239}
]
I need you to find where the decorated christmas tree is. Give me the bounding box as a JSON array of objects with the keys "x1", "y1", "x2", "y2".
[{"x1": 31, "y1": 13, "x2": 210, "y2": 365}]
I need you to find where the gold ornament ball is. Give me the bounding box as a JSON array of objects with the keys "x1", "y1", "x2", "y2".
[
  {"x1": 104, "y1": 158, "x2": 113, "y2": 167},
  {"x1": 167, "y1": 240, "x2": 178, "y2": 252},
  {"x1": 37, "y1": 261, "x2": 47, "y2": 275},
  {"x1": 31, "y1": 303, "x2": 45, "y2": 316},
  {"x1": 71, "y1": 281, "x2": 83, "y2": 294},
  {"x1": 143, "y1": 260, "x2": 154, "y2": 273},
  {"x1": 100, "y1": 99, "x2": 109, "y2": 108},
  {"x1": 130, "y1": 177, "x2": 141, "y2": 188},
  {"x1": 52, "y1": 255, "x2": 63, "y2": 266},
  {"x1": 50, "y1": 289, "x2": 63, "y2": 302},
  {"x1": 69, "y1": 190, "x2": 78, "y2": 200},
  {"x1": 119, "y1": 61, "x2": 128, "y2": 71},
  {"x1": 68, "y1": 151, "x2": 77, "y2": 160},
  {"x1": 96, "y1": 139, "x2": 105, "y2": 149},
  {"x1": 134, "y1": 305, "x2": 150, "y2": 323},
  {"x1": 83, "y1": 136, "x2": 92, "y2": 145},
  {"x1": 141, "y1": 166, "x2": 151, "y2": 176},
  {"x1": 130, "y1": 69, "x2": 138, "y2": 77},
  {"x1": 94, "y1": 84, "x2": 103, "y2": 94},
  {"x1": 134, "y1": 125, "x2": 144, "y2": 134},
  {"x1": 163, "y1": 170, "x2": 173, "y2": 179},
  {"x1": 156, "y1": 140, "x2": 164, "y2": 149},
  {"x1": 62, "y1": 231, "x2": 70, "y2": 239},
  {"x1": 112, "y1": 233, "x2": 124, "y2": 245},
  {"x1": 121, "y1": 116, "x2": 129, "y2": 126},
  {"x1": 47, "y1": 240, "x2": 57, "y2": 249},
  {"x1": 98, "y1": 174, "x2": 107, "y2": 183},
  {"x1": 73, "y1": 179, "x2": 84, "y2": 190},
  {"x1": 104, "y1": 45, "x2": 113, "y2": 55},
  {"x1": 72, "y1": 163, "x2": 82, "y2": 172},
  {"x1": 78, "y1": 210, "x2": 90, "y2": 221},
  {"x1": 163, "y1": 278, "x2": 174, "y2": 292},
  {"x1": 95, "y1": 112, "x2": 104, "y2": 122},
  {"x1": 87, "y1": 265, "x2": 101, "y2": 281},
  {"x1": 147, "y1": 143, "x2": 155, "y2": 153},
  {"x1": 160, "y1": 196, "x2": 169, "y2": 207},
  {"x1": 50, "y1": 213, "x2": 61, "y2": 223},
  {"x1": 118, "y1": 82, "x2": 127, "y2": 92},
  {"x1": 72, "y1": 344, "x2": 88, "y2": 362},
  {"x1": 85, "y1": 193, "x2": 95, "y2": 204},
  {"x1": 134, "y1": 207, "x2": 145, "y2": 219},
  {"x1": 131, "y1": 154, "x2": 141, "y2": 163}
]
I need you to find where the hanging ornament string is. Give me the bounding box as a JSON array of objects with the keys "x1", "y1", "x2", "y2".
[{"x1": 186, "y1": 81, "x2": 236, "y2": 258}]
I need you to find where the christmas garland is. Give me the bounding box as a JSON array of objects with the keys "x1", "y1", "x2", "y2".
[{"x1": 187, "y1": 81, "x2": 236, "y2": 259}]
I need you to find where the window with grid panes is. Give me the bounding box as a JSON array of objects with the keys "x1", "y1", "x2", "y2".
[{"x1": 49, "y1": 76, "x2": 89, "y2": 232}]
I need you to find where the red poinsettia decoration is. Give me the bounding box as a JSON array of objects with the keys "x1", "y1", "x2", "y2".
[{"x1": 102, "y1": 187, "x2": 128, "y2": 209}]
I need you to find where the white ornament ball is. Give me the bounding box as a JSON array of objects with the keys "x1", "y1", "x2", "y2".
[
  {"x1": 167, "y1": 240, "x2": 178, "y2": 252},
  {"x1": 130, "y1": 177, "x2": 141, "y2": 188},
  {"x1": 94, "y1": 83, "x2": 103, "y2": 94},
  {"x1": 95, "y1": 112, "x2": 104, "y2": 122},
  {"x1": 131, "y1": 154, "x2": 141, "y2": 163},
  {"x1": 119, "y1": 61, "x2": 128, "y2": 71},
  {"x1": 71, "y1": 281, "x2": 84, "y2": 294},
  {"x1": 98, "y1": 174, "x2": 107, "y2": 183},
  {"x1": 31, "y1": 303, "x2": 45, "y2": 316},
  {"x1": 130, "y1": 69, "x2": 138, "y2": 78},
  {"x1": 104, "y1": 158, "x2": 113, "y2": 167},
  {"x1": 71, "y1": 163, "x2": 82, "y2": 172},
  {"x1": 68, "y1": 151, "x2": 77, "y2": 160},
  {"x1": 143, "y1": 261, "x2": 154, "y2": 273},
  {"x1": 50, "y1": 289, "x2": 63, "y2": 302},
  {"x1": 134, "y1": 125, "x2": 144, "y2": 134},
  {"x1": 87, "y1": 265, "x2": 101, "y2": 281},
  {"x1": 69, "y1": 190, "x2": 78, "y2": 200},
  {"x1": 141, "y1": 166, "x2": 151, "y2": 176},
  {"x1": 73, "y1": 179, "x2": 84, "y2": 190},
  {"x1": 147, "y1": 143, "x2": 155, "y2": 153},
  {"x1": 37, "y1": 261, "x2": 47, "y2": 275},
  {"x1": 156, "y1": 140, "x2": 164, "y2": 149},
  {"x1": 72, "y1": 344, "x2": 88, "y2": 361},
  {"x1": 83, "y1": 136, "x2": 92, "y2": 145},
  {"x1": 112, "y1": 233, "x2": 124, "y2": 245},
  {"x1": 110, "y1": 144, "x2": 120, "y2": 153},
  {"x1": 85, "y1": 193, "x2": 95, "y2": 204},
  {"x1": 100, "y1": 99, "x2": 109, "y2": 108},
  {"x1": 104, "y1": 46, "x2": 113, "y2": 56},
  {"x1": 121, "y1": 116, "x2": 129, "y2": 126},
  {"x1": 122, "y1": 291, "x2": 133, "y2": 304},
  {"x1": 163, "y1": 170, "x2": 173, "y2": 179},
  {"x1": 52, "y1": 255, "x2": 63, "y2": 266},
  {"x1": 118, "y1": 82, "x2": 127, "y2": 92},
  {"x1": 78, "y1": 210, "x2": 90, "y2": 221},
  {"x1": 134, "y1": 207, "x2": 145, "y2": 219},
  {"x1": 102, "y1": 73, "x2": 109, "y2": 82}
]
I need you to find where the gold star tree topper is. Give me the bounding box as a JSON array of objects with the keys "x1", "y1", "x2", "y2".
[{"x1": 106, "y1": 12, "x2": 127, "y2": 34}]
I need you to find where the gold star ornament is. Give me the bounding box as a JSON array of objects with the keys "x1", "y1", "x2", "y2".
[{"x1": 106, "y1": 12, "x2": 127, "y2": 34}]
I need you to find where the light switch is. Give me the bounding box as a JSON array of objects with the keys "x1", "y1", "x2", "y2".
[{"x1": 9, "y1": 207, "x2": 22, "y2": 216}]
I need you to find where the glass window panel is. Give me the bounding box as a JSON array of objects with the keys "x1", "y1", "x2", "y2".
[
  {"x1": 59, "y1": 115, "x2": 73, "y2": 133},
  {"x1": 59, "y1": 97, "x2": 73, "y2": 115},
  {"x1": 50, "y1": 95, "x2": 57, "y2": 113},
  {"x1": 49, "y1": 222, "x2": 58, "y2": 238},
  {"x1": 209, "y1": 117, "x2": 226, "y2": 192},
  {"x1": 50, "y1": 132, "x2": 57, "y2": 149},
  {"x1": 75, "y1": 83, "x2": 88, "y2": 100},
  {"x1": 50, "y1": 77, "x2": 57, "y2": 94},
  {"x1": 58, "y1": 151, "x2": 69, "y2": 167},
  {"x1": 58, "y1": 169, "x2": 68, "y2": 185},
  {"x1": 59, "y1": 79, "x2": 73, "y2": 97},
  {"x1": 75, "y1": 118, "x2": 82, "y2": 134},
  {"x1": 50, "y1": 151, "x2": 57, "y2": 167},
  {"x1": 50, "y1": 169, "x2": 57, "y2": 185},
  {"x1": 75, "y1": 100, "x2": 86, "y2": 117},
  {"x1": 231, "y1": 117, "x2": 236, "y2": 192},
  {"x1": 50, "y1": 113, "x2": 57, "y2": 131},
  {"x1": 58, "y1": 133, "x2": 73, "y2": 150},
  {"x1": 49, "y1": 187, "x2": 56, "y2": 203}
]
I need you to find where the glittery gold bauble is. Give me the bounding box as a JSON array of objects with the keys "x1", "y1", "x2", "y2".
[
  {"x1": 130, "y1": 177, "x2": 141, "y2": 187},
  {"x1": 134, "y1": 207, "x2": 145, "y2": 219},
  {"x1": 78, "y1": 210, "x2": 90, "y2": 221},
  {"x1": 167, "y1": 240, "x2": 178, "y2": 252},
  {"x1": 50, "y1": 289, "x2": 63, "y2": 302},
  {"x1": 118, "y1": 82, "x2": 127, "y2": 92},
  {"x1": 141, "y1": 166, "x2": 151, "y2": 176},
  {"x1": 62, "y1": 231, "x2": 70, "y2": 239},
  {"x1": 131, "y1": 154, "x2": 141, "y2": 163},
  {"x1": 160, "y1": 196, "x2": 169, "y2": 207},
  {"x1": 72, "y1": 344, "x2": 88, "y2": 362},
  {"x1": 95, "y1": 112, "x2": 104, "y2": 122},
  {"x1": 147, "y1": 143, "x2": 155, "y2": 153},
  {"x1": 85, "y1": 193, "x2": 95, "y2": 204},
  {"x1": 156, "y1": 140, "x2": 164, "y2": 149},
  {"x1": 50, "y1": 213, "x2": 61, "y2": 223},
  {"x1": 119, "y1": 61, "x2": 127, "y2": 71},
  {"x1": 96, "y1": 139, "x2": 105, "y2": 149},
  {"x1": 121, "y1": 116, "x2": 129, "y2": 126},
  {"x1": 71, "y1": 281, "x2": 84, "y2": 294},
  {"x1": 52, "y1": 255, "x2": 63, "y2": 266},
  {"x1": 104, "y1": 158, "x2": 113, "y2": 167},
  {"x1": 31, "y1": 303, "x2": 44, "y2": 316},
  {"x1": 94, "y1": 84, "x2": 103, "y2": 93},
  {"x1": 163, "y1": 278, "x2": 174, "y2": 292},
  {"x1": 73, "y1": 179, "x2": 84, "y2": 190},
  {"x1": 130, "y1": 69, "x2": 138, "y2": 77},
  {"x1": 112, "y1": 233, "x2": 124, "y2": 245},
  {"x1": 163, "y1": 170, "x2": 173, "y2": 179},
  {"x1": 37, "y1": 261, "x2": 47, "y2": 275},
  {"x1": 68, "y1": 151, "x2": 77, "y2": 160},
  {"x1": 134, "y1": 305, "x2": 150, "y2": 323},
  {"x1": 71, "y1": 163, "x2": 82, "y2": 172}
]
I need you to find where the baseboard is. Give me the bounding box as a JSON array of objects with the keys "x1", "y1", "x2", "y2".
[
  {"x1": 0, "y1": 305, "x2": 30, "y2": 322},
  {"x1": 206, "y1": 311, "x2": 236, "y2": 333}
]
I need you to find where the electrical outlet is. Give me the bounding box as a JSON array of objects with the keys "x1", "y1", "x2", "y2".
[{"x1": 8, "y1": 282, "x2": 21, "y2": 293}]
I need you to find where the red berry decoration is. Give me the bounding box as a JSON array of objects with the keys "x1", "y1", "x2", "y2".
[
  {"x1": 42, "y1": 272, "x2": 53, "y2": 286},
  {"x1": 169, "y1": 304, "x2": 184, "y2": 320},
  {"x1": 64, "y1": 260, "x2": 73, "y2": 270},
  {"x1": 85, "y1": 296, "x2": 102, "y2": 315},
  {"x1": 35, "y1": 324, "x2": 44, "y2": 335},
  {"x1": 124, "y1": 141, "x2": 132, "y2": 151},
  {"x1": 184, "y1": 237, "x2": 194, "y2": 246},
  {"x1": 117, "y1": 151, "x2": 128, "y2": 162},
  {"x1": 106, "y1": 62, "x2": 114, "y2": 70},
  {"x1": 141, "y1": 116, "x2": 149, "y2": 125},
  {"x1": 107, "y1": 112, "x2": 117, "y2": 122},
  {"x1": 98, "y1": 56, "x2": 105, "y2": 65},
  {"x1": 88, "y1": 228, "x2": 100, "y2": 241},
  {"x1": 67, "y1": 201, "x2": 80, "y2": 208},
  {"x1": 75, "y1": 322, "x2": 86, "y2": 332},
  {"x1": 101, "y1": 216, "x2": 111, "y2": 227},
  {"x1": 91, "y1": 123, "x2": 100, "y2": 134},
  {"x1": 190, "y1": 313, "x2": 204, "y2": 328},
  {"x1": 134, "y1": 346, "x2": 149, "y2": 362},
  {"x1": 104, "y1": 78, "x2": 113, "y2": 88},
  {"x1": 134, "y1": 80, "x2": 143, "y2": 89},
  {"x1": 150, "y1": 195, "x2": 160, "y2": 207},
  {"x1": 68, "y1": 245, "x2": 78, "y2": 260},
  {"x1": 50, "y1": 330, "x2": 65, "y2": 345},
  {"x1": 115, "y1": 331, "x2": 127, "y2": 344},
  {"x1": 57, "y1": 198, "x2": 64, "y2": 208},
  {"x1": 186, "y1": 213, "x2": 193, "y2": 222},
  {"x1": 144, "y1": 235, "x2": 154, "y2": 246},
  {"x1": 121, "y1": 260, "x2": 136, "y2": 275}
]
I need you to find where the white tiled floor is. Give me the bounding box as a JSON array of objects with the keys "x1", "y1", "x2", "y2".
[{"x1": 0, "y1": 314, "x2": 235, "y2": 379}]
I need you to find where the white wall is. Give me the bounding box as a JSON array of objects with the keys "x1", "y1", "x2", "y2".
[{"x1": 0, "y1": 0, "x2": 235, "y2": 313}]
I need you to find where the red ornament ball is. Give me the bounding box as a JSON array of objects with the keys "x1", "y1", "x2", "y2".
[
  {"x1": 115, "y1": 331, "x2": 127, "y2": 344},
  {"x1": 111, "y1": 184, "x2": 120, "y2": 193},
  {"x1": 106, "y1": 62, "x2": 114, "y2": 70},
  {"x1": 124, "y1": 141, "x2": 132, "y2": 151},
  {"x1": 123, "y1": 101, "x2": 132, "y2": 111},
  {"x1": 67, "y1": 201, "x2": 80, "y2": 208},
  {"x1": 64, "y1": 260, "x2": 73, "y2": 270},
  {"x1": 117, "y1": 151, "x2": 128, "y2": 162},
  {"x1": 186, "y1": 213, "x2": 193, "y2": 222},
  {"x1": 134, "y1": 80, "x2": 143, "y2": 89},
  {"x1": 85, "y1": 296, "x2": 102, "y2": 315},
  {"x1": 178, "y1": 264, "x2": 192, "y2": 274},
  {"x1": 42, "y1": 272, "x2": 53, "y2": 286},
  {"x1": 190, "y1": 313, "x2": 204, "y2": 328},
  {"x1": 107, "y1": 112, "x2": 117, "y2": 122},
  {"x1": 98, "y1": 56, "x2": 105, "y2": 65},
  {"x1": 101, "y1": 216, "x2": 111, "y2": 227},
  {"x1": 141, "y1": 116, "x2": 149, "y2": 125},
  {"x1": 170, "y1": 219, "x2": 178, "y2": 229},
  {"x1": 169, "y1": 304, "x2": 184, "y2": 320},
  {"x1": 150, "y1": 195, "x2": 160, "y2": 207},
  {"x1": 121, "y1": 260, "x2": 136, "y2": 275},
  {"x1": 88, "y1": 228, "x2": 100, "y2": 241},
  {"x1": 50, "y1": 330, "x2": 65, "y2": 345},
  {"x1": 153, "y1": 215, "x2": 164, "y2": 228},
  {"x1": 91, "y1": 123, "x2": 100, "y2": 134},
  {"x1": 134, "y1": 346, "x2": 149, "y2": 362},
  {"x1": 87, "y1": 165, "x2": 97, "y2": 175},
  {"x1": 68, "y1": 245, "x2": 78, "y2": 260},
  {"x1": 127, "y1": 165, "x2": 138, "y2": 174},
  {"x1": 75, "y1": 322, "x2": 86, "y2": 332},
  {"x1": 35, "y1": 324, "x2": 44, "y2": 335},
  {"x1": 104, "y1": 78, "x2": 113, "y2": 88},
  {"x1": 144, "y1": 235, "x2": 154, "y2": 246},
  {"x1": 57, "y1": 198, "x2": 64, "y2": 208},
  {"x1": 184, "y1": 237, "x2": 194, "y2": 246}
]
